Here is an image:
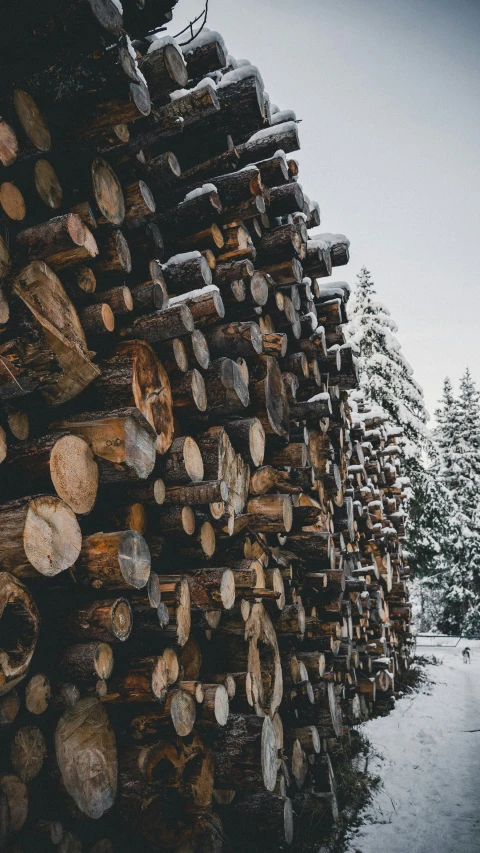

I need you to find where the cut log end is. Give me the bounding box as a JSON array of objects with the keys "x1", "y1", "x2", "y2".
[
  {"x1": 92, "y1": 157, "x2": 125, "y2": 226},
  {"x1": 118, "y1": 530, "x2": 151, "y2": 589},
  {"x1": 14, "y1": 89, "x2": 51, "y2": 151},
  {"x1": 112, "y1": 598, "x2": 133, "y2": 641},
  {"x1": 262, "y1": 715, "x2": 279, "y2": 792},
  {"x1": 50, "y1": 434, "x2": 99, "y2": 515},
  {"x1": 24, "y1": 496, "x2": 82, "y2": 576},
  {"x1": 170, "y1": 688, "x2": 196, "y2": 736},
  {"x1": 221, "y1": 568, "x2": 236, "y2": 610}
]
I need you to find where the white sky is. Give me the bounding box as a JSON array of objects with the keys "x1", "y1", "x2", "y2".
[{"x1": 165, "y1": 0, "x2": 480, "y2": 418}]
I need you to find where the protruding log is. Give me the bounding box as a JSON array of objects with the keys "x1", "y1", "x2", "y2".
[
  {"x1": 61, "y1": 265, "x2": 97, "y2": 299},
  {"x1": 51, "y1": 408, "x2": 157, "y2": 483},
  {"x1": 249, "y1": 355, "x2": 290, "y2": 438},
  {"x1": 232, "y1": 792, "x2": 294, "y2": 846},
  {"x1": 247, "y1": 494, "x2": 293, "y2": 533},
  {"x1": 162, "y1": 251, "x2": 212, "y2": 294},
  {"x1": 225, "y1": 417, "x2": 265, "y2": 468},
  {"x1": 203, "y1": 358, "x2": 249, "y2": 415},
  {"x1": 58, "y1": 643, "x2": 114, "y2": 683},
  {"x1": 198, "y1": 683, "x2": 229, "y2": 726},
  {"x1": 121, "y1": 303, "x2": 194, "y2": 343},
  {"x1": 171, "y1": 368, "x2": 208, "y2": 413},
  {"x1": 95, "y1": 341, "x2": 174, "y2": 454},
  {"x1": 15, "y1": 213, "x2": 98, "y2": 269},
  {"x1": 186, "y1": 568, "x2": 236, "y2": 611},
  {"x1": 183, "y1": 32, "x2": 228, "y2": 78},
  {"x1": 68, "y1": 598, "x2": 133, "y2": 644},
  {"x1": 94, "y1": 228, "x2": 131, "y2": 276},
  {"x1": 212, "y1": 713, "x2": 278, "y2": 792},
  {"x1": 158, "y1": 435, "x2": 204, "y2": 484},
  {"x1": 138, "y1": 41, "x2": 188, "y2": 100},
  {"x1": 207, "y1": 320, "x2": 263, "y2": 359},
  {"x1": 155, "y1": 505, "x2": 195, "y2": 535},
  {"x1": 0, "y1": 496, "x2": 81, "y2": 578},
  {"x1": 74, "y1": 531, "x2": 151, "y2": 590},
  {"x1": 164, "y1": 480, "x2": 228, "y2": 506},
  {"x1": 4, "y1": 433, "x2": 98, "y2": 514}
]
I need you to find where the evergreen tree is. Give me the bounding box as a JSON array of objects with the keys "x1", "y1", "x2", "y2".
[
  {"x1": 346, "y1": 267, "x2": 443, "y2": 593},
  {"x1": 434, "y1": 370, "x2": 480, "y2": 633},
  {"x1": 347, "y1": 267, "x2": 428, "y2": 458}
]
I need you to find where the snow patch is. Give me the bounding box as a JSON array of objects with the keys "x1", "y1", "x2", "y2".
[
  {"x1": 163, "y1": 251, "x2": 202, "y2": 267},
  {"x1": 270, "y1": 109, "x2": 297, "y2": 125},
  {"x1": 247, "y1": 120, "x2": 298, "y2": 143},
  {"x1": 169, "y1": 285, "x2": 219, "y2": 305},
  {"x1": 184, "y1": 183, "x2": 217, "y2": 202},
  {"x1": 182, "y1": 28, "x2": 227, "y2": 56}
]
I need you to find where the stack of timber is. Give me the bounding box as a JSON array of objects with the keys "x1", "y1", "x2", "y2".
[{"x1": 0, "y1": 8, "x2": 413, "y2": 852}]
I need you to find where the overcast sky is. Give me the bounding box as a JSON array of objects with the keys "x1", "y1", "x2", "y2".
[{"x1": 166, "y1": 0, "x2": 480, "y2": 418}]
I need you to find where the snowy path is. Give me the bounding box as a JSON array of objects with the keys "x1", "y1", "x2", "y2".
[{"x1": 345, "y1": 641, "x2": 480, "y2": 853}]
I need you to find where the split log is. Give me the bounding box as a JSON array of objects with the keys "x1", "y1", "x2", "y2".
[
  {"x1": 11, "y1": 261, "x2": 100, "y2": 404},
  {"x1": 0, "y1": 573, "x2": 39, "y2": 696},
  {"x1": 95, "y1": 340, "x2": 174, "y2": 454}
]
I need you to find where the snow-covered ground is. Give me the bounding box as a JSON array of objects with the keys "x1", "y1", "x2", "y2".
[{"x1": 345, "y1": 639, "x2": 480, "y2": 853}]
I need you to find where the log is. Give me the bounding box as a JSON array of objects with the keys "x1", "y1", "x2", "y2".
[
  {"x1": 0, "y1": 774, "x2": 28, "y2": 837},
  {"x1": 4, "y1": 432, "x2": 98, "y2": 514},
  {"x1": 11, "y1": 261, "x2": 100, "y2": 404},
  {"x1": 10, "y1": 725, "x2": 47, "y2": 782},
  {"x1": 14, "y1": 213, "x2": 98, "y2": 269},
  {"x1": 74, "y1": 531, "x2": 151, "y2": 590},
  {"x1": 0, "y1": 573, "x2": 39, "y2": 696},
  {"x1": 157, "y1": 435, "x2": 204, "y2": 484},
  {"x1": 68, "y1": 598, "x2": 133, "y2": 643},
  {"x1": 120, "y1": 303, "x2": 194, "y2": 343},
  {"x1": 95, "y1": 341, "x2": 174, "y2": 454},
  {"x1": 138, "y1": 42, "x2": 188, "y2": 101},
  {"x1": 51, "y1": 408, "x2": 157, "y2": 483},
  {"x1": 212, "y1": 713, "x2": 278, "y2": 792},
  {"x1": 55, "y1": 697, "x2": 117, "y2": 819},
  {"x1": 170, "y1": 368, "x2": 208, "y2": 413},
  {"x1": 249, "y1": 355, "x2": 290, "y2": 438},
  {"x1": 225, "y1": 417, "x2": 265, "y2": 468},
  {"x1": 232, "y1": 792, "x2": 294, "y2": 846},
  {"x1": 0, "y1": 496, "x2": 81, "y2": 578},
  {"x1": 58, "y1": 642, "x2": 114, "y2": 683}
]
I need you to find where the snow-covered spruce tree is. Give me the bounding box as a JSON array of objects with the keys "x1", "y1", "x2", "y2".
[
  {"x1": 434, "y1": 371, "x2": 480, "y2": 634},
  {"x1": 346, "y1": 267, "x2": 427, "y2": 454},
  {"x1": 346, "y1": 267, "x2": 451, "y2": 603}
]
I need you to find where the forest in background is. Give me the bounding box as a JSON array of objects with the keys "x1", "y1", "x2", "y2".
[{"x1": 347, "y1": 268, "x2": 480, "y2": 636}]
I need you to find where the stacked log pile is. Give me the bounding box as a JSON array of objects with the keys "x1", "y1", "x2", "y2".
[{"x1": 0, "y1": 6, "x2": 412, "y2": 852}]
